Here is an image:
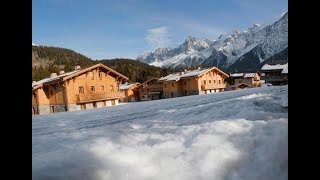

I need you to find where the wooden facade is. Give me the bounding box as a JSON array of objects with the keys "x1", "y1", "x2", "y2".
[
  {"x1": 227, "y1": 72, "x2": 261, "y2": 90},
  {"x1": 159, "y1": 67, "x2": 229, "y2": 98},
  {"x1": 119, "y1": 82, "x2": 141, "y2": 102},
  {"x1": 137, "y1": 78, "x2": 163, "y2": 101},
  {"x1": 32, "y1": 63, "x2": 129, "y2": 115}
]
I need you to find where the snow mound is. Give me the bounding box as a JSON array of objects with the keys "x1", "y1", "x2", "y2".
[{"x1": 33, "y1": 85, "x2": 288, "y2": 180}]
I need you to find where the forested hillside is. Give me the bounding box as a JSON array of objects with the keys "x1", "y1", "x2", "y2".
[{"x1": 32, "y1": 46, "x2": 173, "y2": 83}]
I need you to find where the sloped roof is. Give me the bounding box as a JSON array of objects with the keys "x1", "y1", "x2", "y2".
[
  {"x1": 261, "y1": 63, "x2": 288, "y2": 71},
  {"x1": 32, "y1": 70, "x2": 80, "y2": 88},
  {"x1": 32, "y1": 63, "x2": 129, "y2": 90},
  {"x1": 62, "y1": 63, "x2": 128, "y2": 81},
  {"x1": 230, "y1": 73, "x2": 244, "y2": 78},
  {"x1": 120, "y1": 82, "x2": 140, "y2": 90},
  {"x1": 159, "y1": 67, "x2": 229, "y2": 82},
  {"x1": 244, "y1": 73, "x2": 256, "y2": 78},
  {"x1": 281, "y1": 66, "x2": 288, "y2": 74},
  {"x1": 230, "y1": 72, "x2": 257, "y2": 78}
]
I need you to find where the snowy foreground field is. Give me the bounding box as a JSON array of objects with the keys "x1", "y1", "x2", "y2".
[{"x1": 32, "y1": 85, "x2": 288, "y2": 180}]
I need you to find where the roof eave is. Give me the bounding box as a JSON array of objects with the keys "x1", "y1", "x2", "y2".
[{"x1": 62, "y1": 63, "x2": 129, "y2": 81}]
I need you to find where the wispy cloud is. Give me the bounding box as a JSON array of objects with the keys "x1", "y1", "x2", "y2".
[
  {"x1": 151, "y1": 15, "x2": 225, "y2": 40},
  {"x1": 146, "y1": 27, "x2": 171, "y2": 50}
]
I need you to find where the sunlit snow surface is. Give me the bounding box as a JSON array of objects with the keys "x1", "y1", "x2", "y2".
[{"x1": 32, "y1": 85, "x2": 288, "y2": 180}]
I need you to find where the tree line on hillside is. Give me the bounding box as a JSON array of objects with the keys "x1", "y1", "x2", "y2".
[
  {"x1": 99, "y1": 58, "x2": 174, "y2": 83},
  {"x1": 32, "y1": 46, "x2": 174, "y2": 83}
]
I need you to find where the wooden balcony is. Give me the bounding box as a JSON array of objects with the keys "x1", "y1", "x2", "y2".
[
  {"x1": 76, "y1": 91, "x2": 125, "y2": 103},
  {"x1": 201, "y1": 84, "x2": 227, "y2": 90}
]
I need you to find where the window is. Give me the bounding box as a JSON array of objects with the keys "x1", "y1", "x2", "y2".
[
  {"x1": 213, "y1": 80, "x2": 216, "y2": 83},
  {"x1": 110, "y1": 85, "x2": 114, "y2": 91},
  {"x1": 209, "y1": 80, "x2": 211, "y2": 84},
  {"x1": 99, "y1": 71, "x2": 103, "y2": 78},
  {"x1": 147, "y1": 89, "x2": 149, "y2": 92},
  {"x1": 218, "y1": 80, "x2": 221, "y2": 84},
  {"x1": 164, "y1": 84, "x2": 166, "y2": 88},
  {"x1": 100, "y1": 85, "x2": 104, "y2": 91},
  {"x1": 172, "y1": 83, "x2": 174, "y2": 87},
  {"x1": 184, "y1": 81, "x2": 186, "y2": 85},
  {"x1": 184, "y1": 91, "x2": 188, "y2": 95},
  {"x1": 203, "y1": 80, "x2": 206, "y2": 84},
  {"x1": 90, "y1": 71, "x2": 94, "y2": 79},
  {"x1": 91, "y1": 86, "x2": 95, "y2": 91},
  {"x1": 93, "y1": 102, "x2": 97, "y2": 108},
  {"x1": 50, "y1": 90, "x2": 53, "y2": 95},
  {"x1": 79, "y1": 86, "x2": 84, "y2": 94}
]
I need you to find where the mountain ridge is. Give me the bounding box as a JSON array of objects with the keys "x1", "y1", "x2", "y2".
[{"x1": 136, "y1": 11, "x2": 288, "y2": 72}]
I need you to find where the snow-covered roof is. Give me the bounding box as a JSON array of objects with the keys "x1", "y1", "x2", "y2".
[
  {"x1": 32, "y1": 70, "x2": 80, "y2": 87},
  {"x1": 244, "y1": 73, "x2": 256, "y2": 78},
  {"x1": 159, "y1": 67, "x2": 228, "y2": 82},
  {"x1": 230, "y1": 73, "x2": 257, "y2": 78},
  {"x1": 159, "y1": 68, "x2": 210, "y2": 82},
  {"x1": 120, "y1": 83, "x2": 135, "y2": 90},
  {"x1": 230, "y1": 73, "x2": 244, "y2": 78},
  {"x1": 281, "y1": 66, "x2": 288, "y2": 74},
  {"x1": 261, "y1": 63, "x2": 288, "y2": 71}
]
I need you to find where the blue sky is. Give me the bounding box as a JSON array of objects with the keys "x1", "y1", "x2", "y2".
[{"x1": 32, "y1": 0, "x2": 287, "y2": 60}]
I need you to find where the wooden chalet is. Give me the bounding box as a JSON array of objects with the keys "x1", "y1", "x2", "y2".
[
  {"x1": 158, "y1": 67, "x2": 229, "y2": 98},
  {"x1": 260, "y1": 63, "x2": 288, "y2": 85},
  {"x1": 119, "y1": 82, "x2": 141, "y2": 102},
  {"x1": 227, "y1": 72, "x2": 261, "y2": 90},
  {"x1": 32, "y1": 63, "x2": 129, "y2": 115},
  {"x1": 137, "y1": 78, "x2": 163, "y2": 101}
]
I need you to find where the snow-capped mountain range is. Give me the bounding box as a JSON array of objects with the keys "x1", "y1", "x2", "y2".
[{"x1": 136, "y1": 12, "x2": 288, "y2": 72}]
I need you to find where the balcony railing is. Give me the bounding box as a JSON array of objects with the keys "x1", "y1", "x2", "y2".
[
  {"x1": 76, "y1": 91, "x2": 125, "y2": 103},
  {"x1": 201, "y1": 84, "x2": 227, "y2": 90}
]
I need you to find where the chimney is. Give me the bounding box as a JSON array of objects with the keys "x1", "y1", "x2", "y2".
[
  {"x1": 184, "y1": 68, "x2": 187, "y2": 72},
  {"x1": 180, "y1": 71, "x2": 184, "y2": 75},
  {"x1": 74, "y1": 65, "x2": 81, "y2": 70},
  {"x1": 59, "y1": 69, "x2": 65, "y2": 75},
  {"x1": 50, "y1": 73, "x2": 58, "y2": 78},
  {"x1": 197, "y1": 66, "x2": 201, "y2": 70}
]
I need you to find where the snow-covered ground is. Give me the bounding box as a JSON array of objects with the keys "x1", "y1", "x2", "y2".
[{"x1": 32, "y1": 85, "x2": 288, "y2": 180}]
